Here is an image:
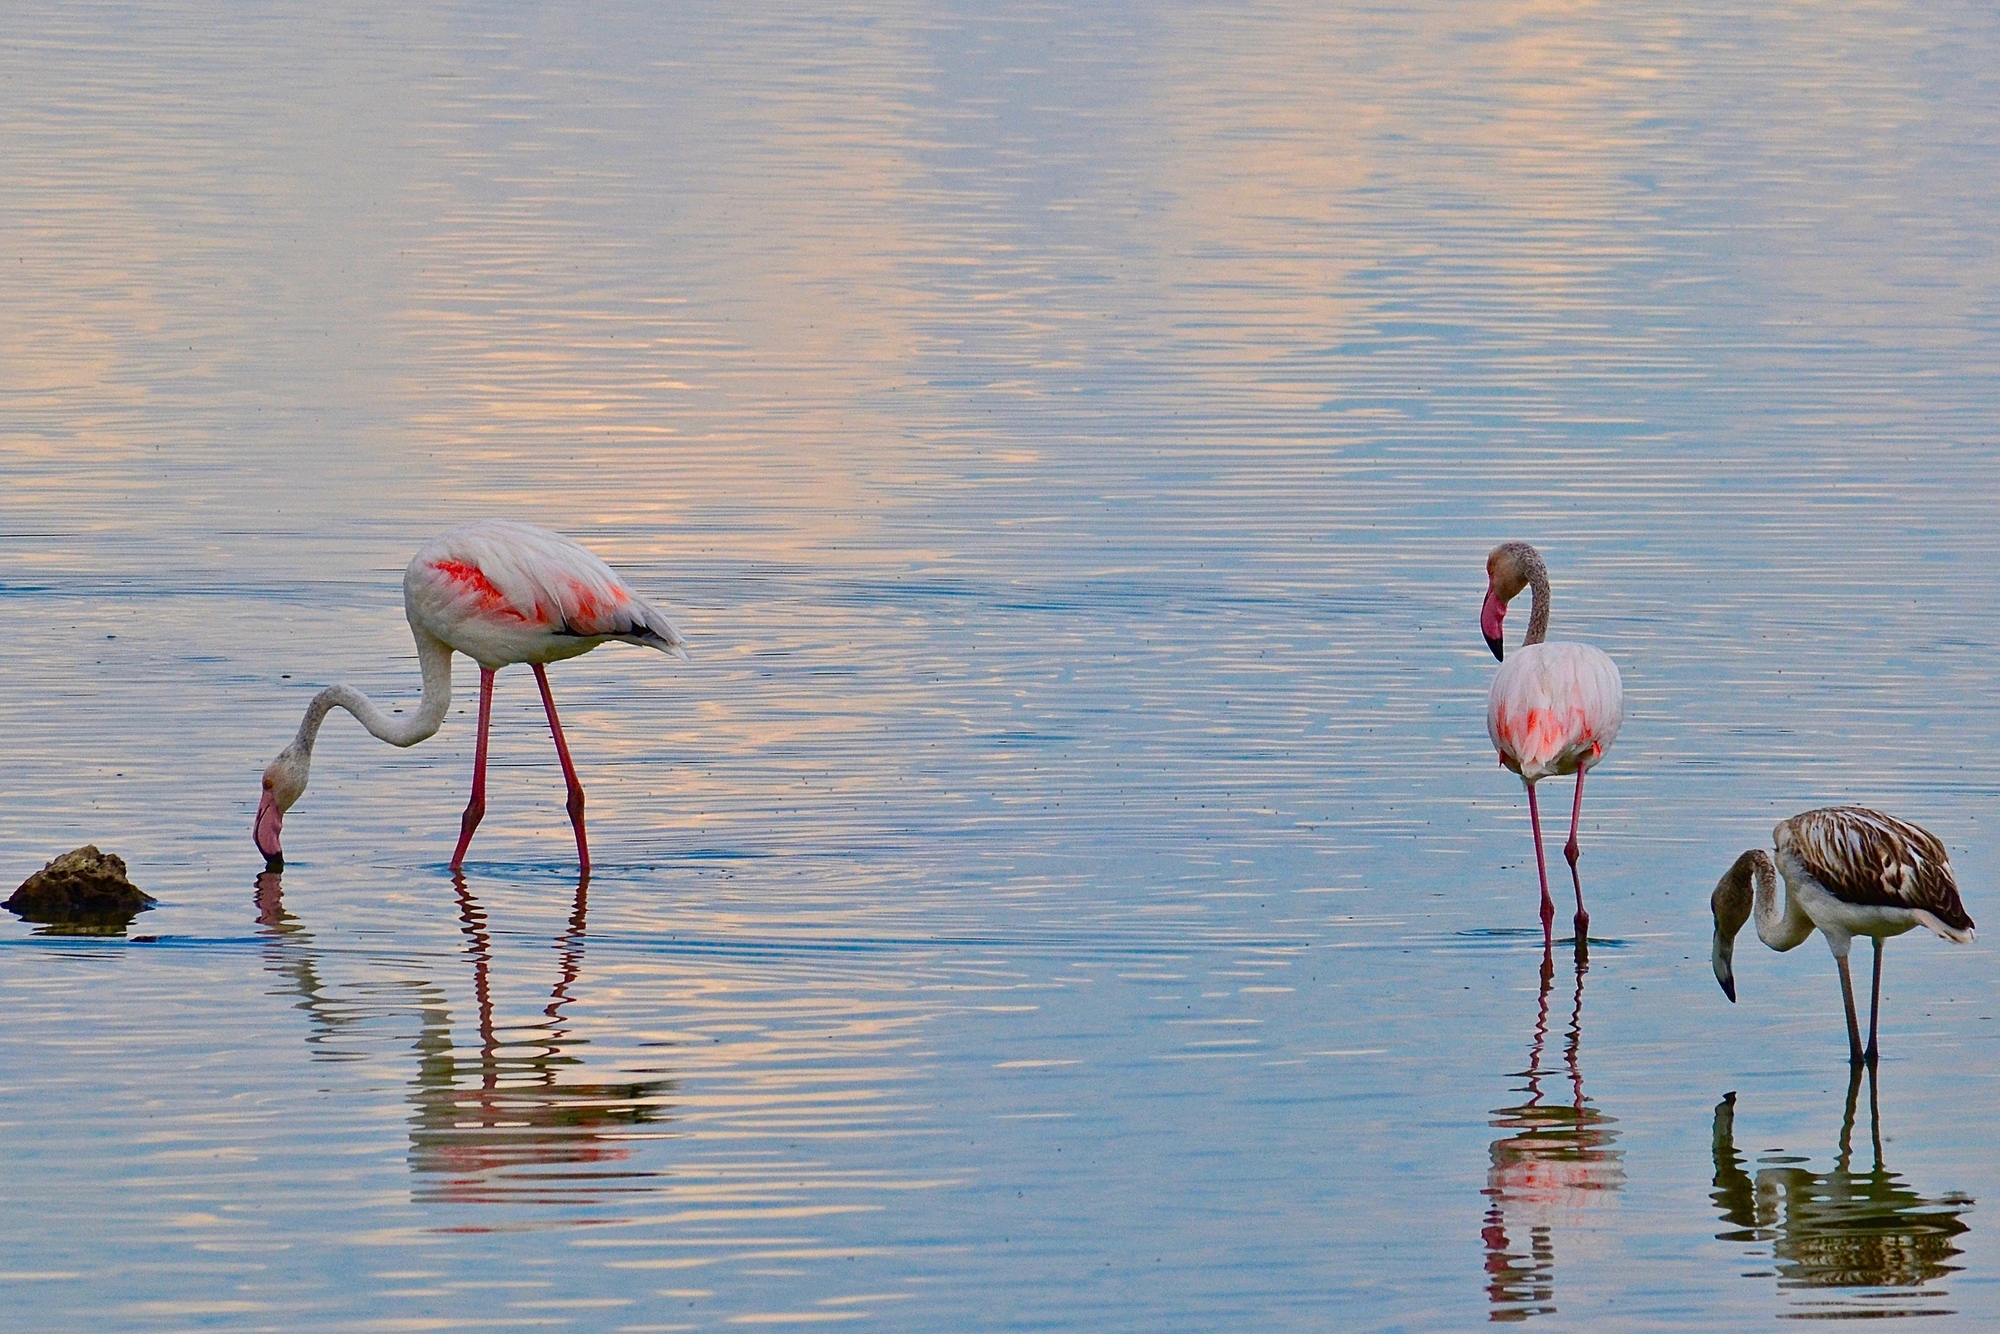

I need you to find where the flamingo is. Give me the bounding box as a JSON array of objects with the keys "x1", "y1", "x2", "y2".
[
  {"x1": 1710, "y1": 806, "x2": 1975, "y2": 1066},
  {"x1": 1482, "y1": 542, "x2": 1624, "y2": 940},
  {"x1": 254, "y1": 520, "x2": 686, "y2": 876}
]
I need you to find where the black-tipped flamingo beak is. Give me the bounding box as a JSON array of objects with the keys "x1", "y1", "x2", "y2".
[
  {"x1": 1712, "y1": 941, "x2": 1738, "y2": 1002},
  {"x1": 1481, "y1": 586, "x2": 1507, "y2": 661},
  {"x1": 255, "y1": 790, "x2": 285, "y2": 871}
]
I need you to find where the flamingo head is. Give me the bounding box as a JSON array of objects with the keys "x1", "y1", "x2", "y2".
[
  {"x1": 1481, "y1": 585, "x2": 1508, "y2": 660},
  {"x1": 1709, "y1": 850, "x2": 1765, "y2": 1003},
  {"x1": 1483, "y1": 544, "x2": 1534, "y2": 660},
  {"x1": 255, "y1": 745, "x2": 310, "y2": 871}
]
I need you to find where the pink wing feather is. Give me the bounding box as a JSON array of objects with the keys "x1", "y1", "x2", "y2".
[
  {"x1": 406, "y1": 520, "x2": 685, "y2": 666},
  {"x1": 1487, "y1": 642, "x2": 1623, "y2": 783}
]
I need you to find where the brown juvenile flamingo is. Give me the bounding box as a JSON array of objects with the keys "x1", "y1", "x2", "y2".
[
  {"x1": 254, "y1": 520, "x2": 686, "y2": 876},
  {"x1": 1482, "y1": 542, "x2": 1624, "y2": 940},
  {"x1": 1711, "y1": 806, "x2": 1975, "y2": 1065}
]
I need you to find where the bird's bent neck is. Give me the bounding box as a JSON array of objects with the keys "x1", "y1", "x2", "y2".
[
  {"x1": 292, "y1": 628, "x2": 454, "y2": 757},
  {"x1": 1746, "y1": 852, "x2": 1815, "y2": 952},
  {"x1": 1522, "y1": 553, "x2": 1552, "y2": 647}
]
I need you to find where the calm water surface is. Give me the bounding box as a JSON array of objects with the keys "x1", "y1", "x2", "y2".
[{"x1": 4, "y1": 2, "x2": 2000, "y2": 1328}]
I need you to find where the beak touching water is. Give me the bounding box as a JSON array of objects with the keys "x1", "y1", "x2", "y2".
[
  {"x1": 1481, "y1": 586, "x2": 1507, "y2": 661},
  {"x1": 254, "y1": 789, "x2": 284, "y2": 872}
]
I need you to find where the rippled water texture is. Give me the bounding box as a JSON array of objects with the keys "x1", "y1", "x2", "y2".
[{"x1": 4, "y1": 1, "x2": 2000, "y2": 1328}]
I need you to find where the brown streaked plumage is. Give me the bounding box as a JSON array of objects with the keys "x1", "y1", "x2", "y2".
[
  {"x1": 1778, "y1": 807, "x2": 1973, "y2": 933},
  {"x1": 1711, "y1": 806, "x2": 1975, "y2": 1066}
]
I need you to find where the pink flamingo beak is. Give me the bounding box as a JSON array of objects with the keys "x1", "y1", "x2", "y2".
[
  {"x1": 254, "y1": 790, "x2": 285, "y2": 871},
  {"x1": 1481, "y1": 585, "x2": 1507, "y2": 661}
]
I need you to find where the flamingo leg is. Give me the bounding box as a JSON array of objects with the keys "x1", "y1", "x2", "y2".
[
  {"x1": 1864, "y1": 937, "x2": 1883, "y2": 1066},
  {"x1": 1834, "y1": 951, "x2": 1866, "y2": 1066},
  {"x1": 1525, "y1": 781, "x2": 1555, "y2": 938},
  {"x1": 1562, "y1": 768, "x2": 1590, "y2": 939},
  {"x1": 533, "y1": 664, "x2": 590, "y2": 877},
  {"x1": 450, "y1": 668, "x2": 496, "y2": 871}
]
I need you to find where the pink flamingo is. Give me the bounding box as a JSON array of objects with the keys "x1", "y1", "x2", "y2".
[
  {"x1": 254, "y1": 520, "x2": 686, "y2": 876},
  {"x1": 1482, "y1": 542, "x2": 1624, "y2": 939}
]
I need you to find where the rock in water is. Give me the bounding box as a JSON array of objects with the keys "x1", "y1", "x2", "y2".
[{"x1": 6, "y1": 846, "x2": 155, "y2": 923}]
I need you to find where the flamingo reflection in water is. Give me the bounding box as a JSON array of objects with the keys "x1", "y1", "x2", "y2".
[
  {"x1": 1712, "y1": 1068, "x2": 1973, "y2": 1317},
  {"x1": 411, "y1": 874, "x2": 676, "y2": 1206},
  {"x1": 1482, "y1": 943, "x2": 1625, "y2": 1322},
  {"x1": 254, "y1": 870, "x2": 675, "y2": 1208}
]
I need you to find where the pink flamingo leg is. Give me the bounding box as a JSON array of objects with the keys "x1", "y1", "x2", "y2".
[
  {"x1": 533, "y1": 664, "x2": 590, "y2": 877},
  {"x1": 1526, "y1": 781, "x2": 1554, "y2": 938},
  {"x1": 1563, "y1": 768, "x2": 1590, "y2": 938},
  {"x1": 450, "y1": 668, "x2": 496, "y2": 871}
]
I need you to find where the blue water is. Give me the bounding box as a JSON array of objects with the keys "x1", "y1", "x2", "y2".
[{"x1": 3, "y1": 1, "x2": 1999, "y2": 1328}]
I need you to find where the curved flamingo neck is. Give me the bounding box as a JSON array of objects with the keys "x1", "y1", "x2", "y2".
[
  {"x1": 1713, "y1": 848, "x2": 1816, "y2": 999},
  {"x1": 1521, "y1": 552, "x2": 1552, "y2": 647},
  {"x1": 1751, "y1": 854, "x2": 1816, "y2": 952},
  {"x1": 291, "y1": 627, "x2": 454, "y2": 757}
]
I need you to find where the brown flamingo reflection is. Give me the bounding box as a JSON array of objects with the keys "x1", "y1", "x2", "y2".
[
  {"x1": 1482, "y1": 943, "x2": 1625, "y2": 1322},
  {"x1": 1712, "y1": 1067, "x2": 1973, "y2": 1315},
  {"x1": 253, "y1": 870, "x2": 675, "y2": 1210}
]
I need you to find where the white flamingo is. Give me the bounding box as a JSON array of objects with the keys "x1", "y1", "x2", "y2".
[
  {"x1": 254, "y1": 520, "x2": 686, "y2": 876},
  {"x1": 1711, "y1": 806, "x2": 1975, "y2": 1065},
  {"x1": 1482, "y1": 542, "x2": 1624, "y2": 939}
]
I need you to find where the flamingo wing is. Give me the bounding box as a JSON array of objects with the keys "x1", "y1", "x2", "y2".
[
  {"x1": 408, "y1": 521, "x2": 686, "y2": 663},
  {"x1": 1777, "y1": 807, "x2": 1973, "y2": 932},
  {"x1": 1486, "y1": 642, "x2": 1623, "y2": 782}
]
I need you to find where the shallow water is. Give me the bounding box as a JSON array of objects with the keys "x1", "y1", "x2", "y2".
[{"x1": 4, "y1": 1, "x2": 2000, "y2": 1328}]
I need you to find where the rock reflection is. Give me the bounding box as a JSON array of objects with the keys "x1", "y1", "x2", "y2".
[
  {"x1": 1482, "y1": 944, "x2": 1624, "y2": 1322},
  {"x1": 7, "y1": 914, "x2": 148, "y2": 938},
  {"x1": 253, "y1": 871, "x2": 675, "y2": 1212},
  {"x1": 1712, "y1": 1068, "x2": 1972, "y2": 1317}
]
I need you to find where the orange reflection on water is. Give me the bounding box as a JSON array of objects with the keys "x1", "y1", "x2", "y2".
[
  {"x1": 406, "y1": 876, "x2": 676, "y2": 1211},
  {"x1": 1481, "y1": 944, "x2": 1623, "y2": 1322}
]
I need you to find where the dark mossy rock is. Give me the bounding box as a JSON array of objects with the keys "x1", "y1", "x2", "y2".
[{"x1": 6, "y1": 846, "x2": 155, "y2": 925}]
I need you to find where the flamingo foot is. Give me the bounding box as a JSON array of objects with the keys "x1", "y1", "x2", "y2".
[
  {"x1": 450, "y1": 795, "x2": 485, "y2": 872},
  {"x1": 566, "y1": 787, "x2": 590, "y2": 878}
]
